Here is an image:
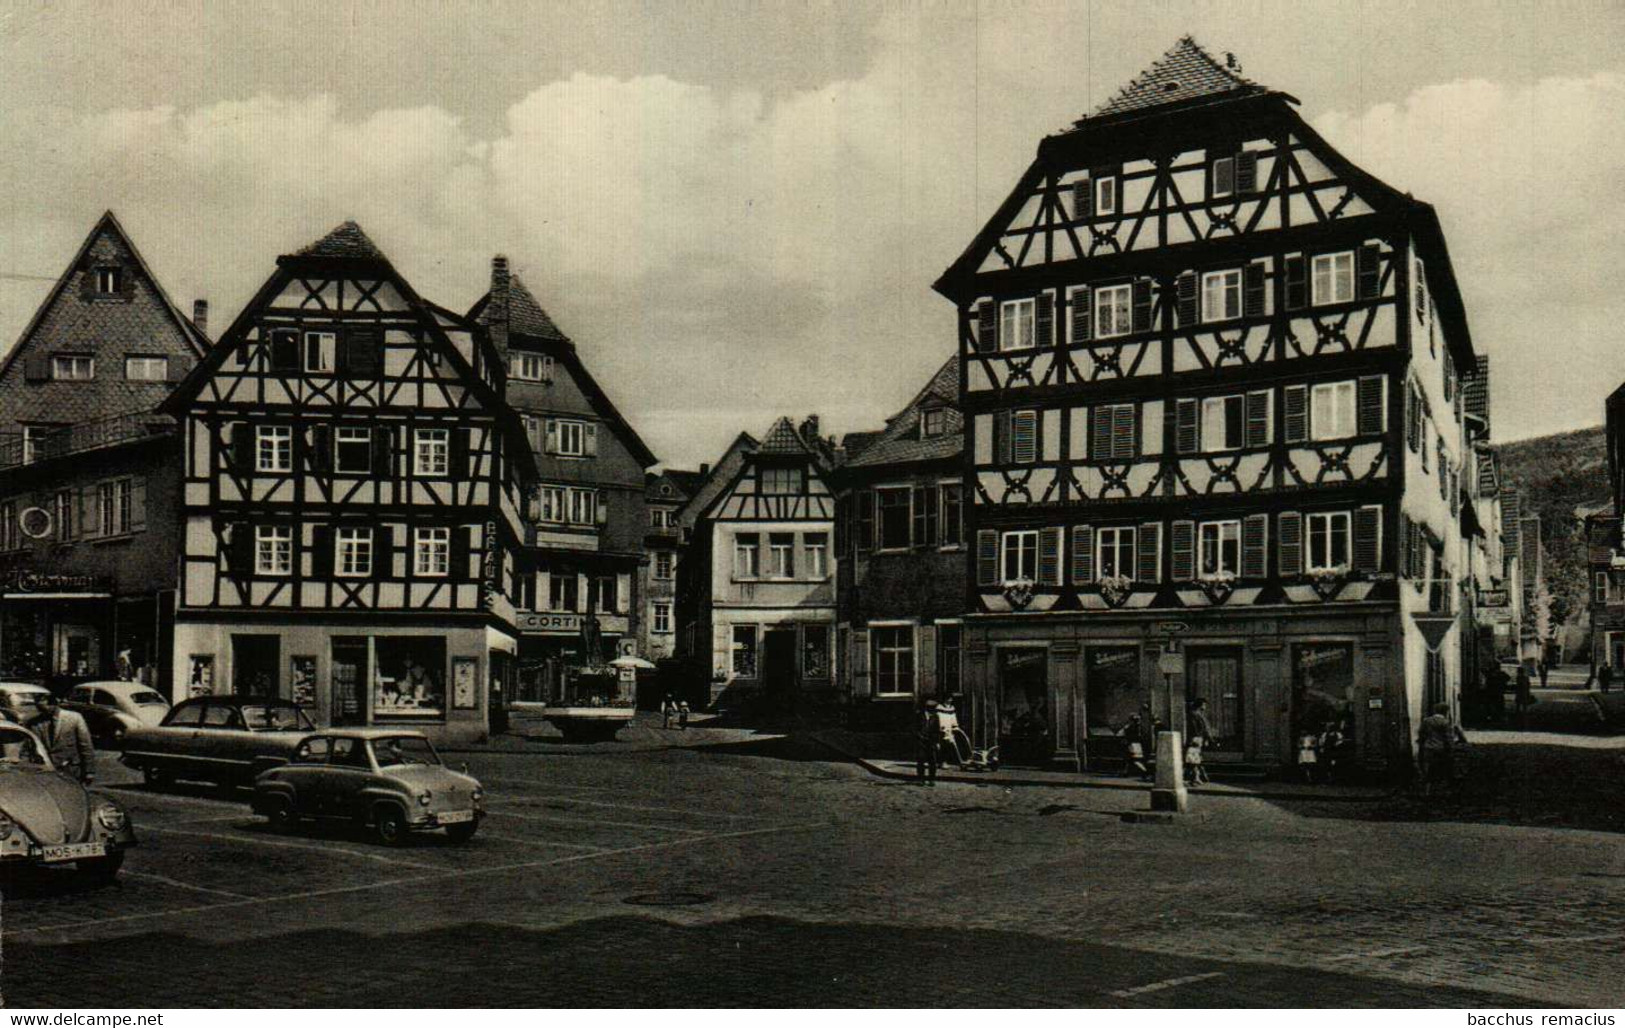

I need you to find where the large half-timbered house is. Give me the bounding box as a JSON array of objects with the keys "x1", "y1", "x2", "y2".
[
  {"x1": 934, "y1": 39, "x2": 1484, "y2": 772},
  {"x1": 0, "y1": 212, "x2": 209, "y2": 688},
  {"x1": 162, "y1": 223, "x2": 535, "y2": 745}
]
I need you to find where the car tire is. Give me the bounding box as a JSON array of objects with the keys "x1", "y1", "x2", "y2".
[
  {"x1": 374, "y1": 806, "x2": 408, "y2": 847},
  {"x1": 142, "y1": 766, "x2": 170, "y2": 789},
  {"x1": 108, "y1": 726, "x2": 126, "y2": 751},
  {"x1": 445, "y1": 821, "x2": 478, "y2": 844},
  {"x1": 77, "y1": 850, "x2": 125, "y2": 883},
  {"x1": 265, "y1": 796, "x2": 297, "y2": 833}
]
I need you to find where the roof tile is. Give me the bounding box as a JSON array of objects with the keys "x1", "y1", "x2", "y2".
[
  {"x1": 294, "y1": 220, "x2": 388, "y2": 262},
  {"x1": 1081, "y1": 36, "x2": 1263, "y2": 124}
]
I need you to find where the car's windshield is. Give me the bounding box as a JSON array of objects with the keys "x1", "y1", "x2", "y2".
[
  {"x1": 2, "y1": 691, "x2": 48, "y2": 717},
  {"x1": 0, "y1": 727, "x2": 48, "y2": 767},
  {"x1": 371, "y1": 736, "x2": 441, "y2": 768},
  {"x1": 241, "y1": 705, "x2": 315, "y2": 731},
  {"x1": 129, "y1": 691, "x2": 168, "y2": 707}
]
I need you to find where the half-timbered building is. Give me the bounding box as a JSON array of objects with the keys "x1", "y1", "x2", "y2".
[
  {"x1": 161, "y1": 223, "x2": 535, "y2": 745},
  {"x1": 0, "y1": 211, "x2": 209, "y2": 688},
  {"x1": 642, "y1": 468, "x2": 705, "y2": 662},
  {"x1": 934, "y1": 39, "x2": 1484, "y2": 772},
  {"x1": 679, "y1": 418, "x2": 835, "y2": 709},
  {"x1": 832, "y1": 357, "x2": 966, "y2": 728},
  {"x1": 467, "y1": 259, "x2": 658, "y2": 715}
]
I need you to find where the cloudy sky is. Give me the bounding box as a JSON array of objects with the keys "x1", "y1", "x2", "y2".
[{"x1": 1, "y1": 0, "x2": 1621, "y2": 467}]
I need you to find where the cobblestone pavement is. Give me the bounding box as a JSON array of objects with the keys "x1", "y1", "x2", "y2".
[{"x1": 3, "y1": 722, "x2": 1622, "y2": 1007}]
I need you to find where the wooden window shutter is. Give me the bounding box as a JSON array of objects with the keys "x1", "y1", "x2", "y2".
[
  {"x1": 462, "y1": 526, "x2": 479, "y2": 581},
  {"x1": 1113, "y1": 405, "x2": 1137, "y2": 459},
  {"x1": 1406, "y1": 383, "x2": 1421, "y2": 453},
  {"x1": 1091, "y1": 407, "x2": 1112, "y2": 461},
  {"x1": 1039, "y1": 527, "x2": 1063, "y2": 586},
  {"x1": 1035, "y1": 292, "x2": 1055, "y2": 347},
  {"x1": 1357, "y1": 243, "x2": 1381, "y2": 299},
  {"x1": 77, "y1": 486, "x2": 99, "y2": 540},
  {"x1": 1278, "y1": 511, "x2": 1304, "y2": 577},
  {"x1": 1357, "y1": 375, "x2": 1386, "y2": 435},
  {"x1": 1245, "y1": 390, "x2": 1271, "y2": 447},
  {"x1": 1131, "y1": 279, "x2": 1153, "y2": 333},
  {"x1": 584, "y1": 423, "x2": 599, "y2": 457},
  {"x1": 976, "y1": 529, "x2": 999, "y2": 586},
  {"x1": 128, "y1": 477, "x2": 148, "y2": 533},
  {"x1": 1236, "y1": 150, "x2": 1259, "y2": 193},
  {"x1": 373, "y1": 525, "x2": 392, "y2": 579},
  {"x1": 1284, "y1": 255, "x2": 1308, "y2": 310},
  {"x1": 1353, "y1": 505, "x2": 1382, "y2": 573},
  {"x1": 1175, "y1": 273, "x2": 1198, "y2": 327},
  {"x1": 917, "y1": 625, "x2": 938, "y2": 698},
  {"x1": 227, "y1": 520, "x2": 253, "y2": 576},
  {"x1": 1169, "y1": 521, "x2": 1195, "y2": 582},
  {"x1": 1137, "y1": 522, "x2": 1161, "y2": 583},
  {"x1": 314, "y1": 524, "x2": 334, "y2": 576},
  {"x1": 311, "y1": 424, "x2": 333, "y2": 473},
  {"x1": 345, "y1": 329, "x2": 382, "y2": 376},
  {"x1": 1242, "y1": 514, "x2": 1268, "y2": 579},
  {"x1": 1071, "y1": 525, "x2": 1094, "y2": 584},
  {"x1": 1072, "y1": 179, "x2": 1092, "y2": 219},
  {"x1": 24, "y1": 356, "x2": 49, "y2": 382},
  {"x1": 269, "y1": 329, "x2": 299, "y2": 372},
  {"x1": 371, "y1": 426, "x2": 394, "y2": 477},
  {"x1": 544, "y1": 419, "x2": 560, "y2": 455},
  {"x1": 1224, "y1": 396, "x2": 1245, "y2": 450},
  {"x1": 1175, "y1": 399, "x2": 1199, "y2": 454},
  {"x1": 976, "y1": 303, "x2": 997, "y2": 353},
  {"x1": 856, "y1": 490, "x2": 875, "y2": 552},
  {"x1": 1283, "y1": 385, "x2": 1308, "y2": 443},
  {"x1": 231, "y1": 422, "x2": 254, "y2": 470},
  {"x1": 852, "y1": 630, "x2": 871, "y2": 698},
  {"x1": 995, "y1": 411, "x2": 1013, "y2": 464},
  {"x1": 1243, "y1": 261, "x2": 1266, "y2": 317},
  {"x1": 1012, "y1": 412, "x2": 1037, "y2": 463},
  {"x1": 1070, "y1": 288, "x2": 1092, "y2": 343},
  {"x1": 448, "y1": 428, "x2": 470, "y2": 478}
]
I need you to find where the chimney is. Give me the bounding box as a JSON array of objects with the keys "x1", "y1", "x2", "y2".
[
  {"x1": 700, "y1": 463, "x2": 711, "y2": 477},
  {"x1": 799, "y1": 415, "x2": 820, "y2": 447},
  {"x1": 488, "y1": 255, "x2": 511, "y2": 352},
  {"x1": 192, "y1": 299, "x2": 209, "y2": 337}
]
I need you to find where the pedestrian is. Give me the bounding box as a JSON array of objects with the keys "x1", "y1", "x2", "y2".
[
  {"x1": 1416, "y1": 702, "x2": 1468, "y2": 800},
  {"x1": 1600, "y1": 664, "x2": 1614, "y2": 694},
  {"x1": 1186, "y1": 698, "x2": 1214, "y2": 785},
  {"x1": 29, "y1": 693, "x2": 95, "y2": 784},
  {"x1": 677, "y1": 699, "x2": 690, "y2": 730},
  {"x1": 1515, "y1": 660, "x2": 1536, "y2": 728},
  {"x1": 1118, "y1": 713, "x2": 1149, "y2": 778},
  {"x1": 1484, "y1": 663, "x2": 1511, "y2": 724},
  {"x1": 916, "y1": 699, "x2": 944, "y2": 786},
  {"x1": 661, "y1": 692, "x2": 676, "y2": 730},
  {"x1": 1296, "y1": 729, "x2": 1320, "y2": 783}
]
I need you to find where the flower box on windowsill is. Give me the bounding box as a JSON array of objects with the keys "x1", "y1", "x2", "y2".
[
  {"x1": 1098, "y1": 573, "x2": 1134, "y2": 607},
  {"x1": 1001, "y1": 577, "x2": 1035, "y2": 610}
]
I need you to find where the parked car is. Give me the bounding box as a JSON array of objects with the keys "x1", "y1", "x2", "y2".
[
  {"x1": 0, "y1": 683, "x2": 52, "y2": 724},
  {"x1": 63, "y1": 681, "x2": 171, "y2": 748},
  {"x1": 121, "y1": 695, "x2": 316, "y2": 790},
  {"x1": 0, "y1": 721, "x2": 136, "y2": 880},
  {"x1": 252, "y1": 729, "x2": 484, "y2": 846}
]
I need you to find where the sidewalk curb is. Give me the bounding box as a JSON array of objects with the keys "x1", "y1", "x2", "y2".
[{"x1": 804, "y1": 730, "x2": 1387, "y2": 802}]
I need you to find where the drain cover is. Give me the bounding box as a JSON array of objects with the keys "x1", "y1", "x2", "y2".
[{"x1": 623, "y1": 891, "x2": 714, "y2": 907}]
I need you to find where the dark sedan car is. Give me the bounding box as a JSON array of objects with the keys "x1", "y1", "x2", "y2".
[{"x1": 121, "y1": 695, "x2": 317, "y2": 789}]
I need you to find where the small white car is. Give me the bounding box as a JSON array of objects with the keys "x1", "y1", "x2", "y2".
[
  {"x1": 64, "y1": 681, "x2": 172, "y2": 749},
  {"x1": 0, "y1": 683, "x2": 53, "y2": 725}
]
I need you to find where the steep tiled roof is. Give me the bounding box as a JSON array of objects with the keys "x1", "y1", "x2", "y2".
[
  {"x1": 506, "y1": 274, "x2": 567, "y2": 341},
  {"x1": 844, "y1": 356, "x2": 963, "y2": 469},
  {"x1": 664, "y1": 469, "x2": 708, "y2": 496},
  {"x1": 840, "y1": 430, "x2": 883, "y2": 459},
  {"x1": 758, "y1": 416, "x2": 812, "y2": 456},
  {"x1": 294, "y1": 220, "x2": 388, "y2": 261},
  {"x1": 1080, "y1": 36, "x2": 1264, "y2": 124}
]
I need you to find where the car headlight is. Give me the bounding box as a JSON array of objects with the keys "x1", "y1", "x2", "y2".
[
  {"x1": 96, "y1": 804, "x2": 127, "y2": 831},
  {"x1": 471, "y1": 787, "x2": 484, "y2": 804},
  {"x1": 0, "y1": 812, "x2": 14, "y2": 841},
  {"x1": 418, "y1": 790, "x2": 432, "y2": 806}
]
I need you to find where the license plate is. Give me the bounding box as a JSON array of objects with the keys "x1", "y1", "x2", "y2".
[
  {"x1": 41, "y1": 841, "x2": 105, "y2": 863},
  {"x1": 438, "y1": 810, "x2": 474, "y2": 825}
]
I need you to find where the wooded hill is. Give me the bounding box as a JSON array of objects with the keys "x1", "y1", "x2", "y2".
[{"x1": 1496, "y1": 424, "x2": 1609, "y2": 634}]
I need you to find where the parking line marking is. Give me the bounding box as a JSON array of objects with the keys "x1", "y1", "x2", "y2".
[
  {"x1": 120, "y1": 871, "x2": 251, "y2": 900},
  {"x1": 9, "y1": 821, "x2": 834, "y2": 937},
  {"x1": 151, "y1": 814, "x2": 257, "y2": 827},
  {"x1": 140, "y1": 825, "x2": 442, "y2": 870},
  {"x1": 476, "y1": 777, "x2": 621, "y2": 794},
  {"x1": 1325, "y1": 945, "x2": 1427, "y2": 962},
  {"x1": 1109, "y1": 971, "x2": 1225, "y2": 998},
  {"x1": 504, "y1": 795, "x2": 763, "y2": 821},
  {"x1": 476, "y1": 832, "x2": 607, "y2": 852},
  {"x1": 1521, "y1": 932, "x2": 1625, "y2": 946},
  {"x1": 483, "y1": 808, "x2": 707, "y2": 834}
]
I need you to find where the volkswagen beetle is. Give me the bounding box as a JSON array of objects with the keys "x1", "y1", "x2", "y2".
[
  {"x1": 252, "y1": 728, "x2": 483, "y2": 846},
  {"x1": 0, "y1": 721, "x2": 135, "y2": 880}
]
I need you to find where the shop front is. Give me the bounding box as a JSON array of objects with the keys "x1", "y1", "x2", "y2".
[
  {"x1": 513, "y1": 610, "x2": 630, "y2": 706},
  {"x1": 0, "y1": 572, "x2": 172, "y2": 690},
  {"x1": 171, "y1": 618, "x2": 514, "y2": 747}
]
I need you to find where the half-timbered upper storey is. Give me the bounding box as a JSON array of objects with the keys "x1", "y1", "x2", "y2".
[{"x1": 162, "y1": 222, "x2": 536, "y2": 623}]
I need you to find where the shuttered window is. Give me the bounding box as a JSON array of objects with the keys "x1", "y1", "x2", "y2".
[
  {"x1": 1357, "y1": 243, "x2": 1381, "y2": 299},
  {"x1": 1278, "y1": 511, "x2": 1304, "y2": 577},
  {"x1": 1283, "y1": 385, "x2": 1308, "y2": 443},
  {"x1": 1170, "y1": 520, "x2": 1196, "y2": 582},
  {"x1": 1353, "y1": 505, "x2": 1382, "y2": 573},
  {"x1": 1011, "y1": 411, "x2": 1038, "y2": 464},
  {"x1": 1092, "y1": 403, "x2": 1137, "y2": 460},
  {"x1": 1038, "y1": 527, "x2": 1063, "y2": 586},
  {"x1": 1235, "y1": 150, "x2": 1259, "y2": 193},
  {"x1": 1072, "y1": 179, "x2": 1092, "y2": 219},
  {"x1": 1242, "y1": 514, "x2": 1269, "y2": 579},
  {"x1": 1356, "y1": 375, "x2": 1386, "y2": 435},
  {"x1": 1243, "y1": 261, "x2": 1267, "y2": 317},
  {"x1": 1137, "y1": 522, "x2": 1162, "y2": 583},
  {"x1": 1245, "y1": 390, "x2": 1272, "y2": 446},
  {"x1": 1036, "y1": 292, "x2": 1055, "y2": 348},
  {"x1": 976, "y1": 529, "x2": 999, "y2": 586},
  {"x1": 1283, "y1": 255, "x2": 1308, "y2": 311},
  {"x1": 1175, "y1": 398, "x2": 1199, "y2": 454},
  {"x1": 1307, "y1": 511, "x2": 1351, "y2": 571},
  {"x1": 976, "y1": 303, "x2": 997, "y2": 353},
  {"x1": 1175, "y1": 273, "x2": 1198, "y2": 327},
  {"x1": 1097, "y1": 526, "x2": 1136, "y2": 579},
  {"x1": 1132, "y1": 279, "x2": 1153, "y2": 333},
  {"x1": 1068, "y1": 286, "x2": 1092, "y2": 344},
  {"x1": 1071, "y1": 525, "x2": 1094, "y2": 584}
]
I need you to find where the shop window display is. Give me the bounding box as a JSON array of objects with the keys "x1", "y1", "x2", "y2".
[
  {"x1": 802, "y1": 625, "x2": 829, "y2": 678},
  {"x1": 373, "y1": 636, "x2": 447, "y2": 717}
]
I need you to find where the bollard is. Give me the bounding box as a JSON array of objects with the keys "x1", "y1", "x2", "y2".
[{"x1": 1149, "y1": 730, "x2": 1188, "y2": 814}]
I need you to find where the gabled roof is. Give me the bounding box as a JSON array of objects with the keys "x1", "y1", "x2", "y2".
[
  {"x1": 0, "y1": 211, "x2": 210, "y2": 386},
  {"x1": 842, "y1": 355, "x2": 963, "y2": 470},
  {"x1": 293, "y1": 220, "x2": 389, "y2": 262},
  {"x1": 1081, "y1": 36, "x2": 1266, "y2": 124},
  {"x1": 758, "y1": 416, "x2": 812, "y2": 456},
  {"x1": 661, "y1": 469, "x2": 708, "y2": 497}
]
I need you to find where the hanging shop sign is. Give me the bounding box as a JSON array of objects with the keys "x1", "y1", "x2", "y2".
[{"x1": 3, "y1": 570, "x2": 111, "y2": 594}]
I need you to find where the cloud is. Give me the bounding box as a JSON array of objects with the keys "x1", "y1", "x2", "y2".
[{"x1": 1313, "y1": 72, "x2": 1625, "y2": 441}]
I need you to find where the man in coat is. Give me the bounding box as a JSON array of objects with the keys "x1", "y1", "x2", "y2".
[
  {"x1": 31, "y1": 693, "x2": 96, "y2": 784},
  {"x1": 916, "y1": 700, "x2": 944, "y2": 786}
]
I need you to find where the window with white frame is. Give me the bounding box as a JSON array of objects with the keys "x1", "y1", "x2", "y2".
[
  {"x1": 1198, "y1": 520, "x2": 1241, "y2": 577},
  {"x1": 650, "y1": 507, "x2": 674, "y2": 528},
  {"x1": 768, "y1": 533, "x2": 795, "y2": 578},
  {"x1": 1001, "y1": 530, "x2": 1038, "y2": 582},
  {"x1": 21, "y1": 425, "x2": 48, "y2": 465},
  {"x1": 999, "y1": 298, "x2": 1036, "y2": 351},
  {"x1": 336, "y1": 527, "x2": 373, "y2": 577},
  {"x1": 761, "y1": 467, "x2": 803, "y2": 494},
  {"x1": 414, "y1": 428, "x2": 449, "y2": 476},
  {"x1": 549, "y1": 573, "x2": 579, "y2": 612},
  {"x1": 335, "y1": 428, "x2": 372, "y2": 474},
  {"x1": 257, "y1": 426, "x2": 293, "y2": 472},
  {"x1": 96, "y1": 478, "x2": 133, "y2": 536},
  {"x1": 877, "y1": 488, "x2": 911, "y2": 550},
  {"x1": 1096, "y1": 175, "x2": 1118, "y2": 216},
  {"x1": 1095, "y1": 283, "x2": 1133, "y2": 339},
  {"x1": 941, "y1": 483, "x2": 963, "y2": 547},
  {"x1": 1307, "y1": 511, "x2": 1351, "y2": 571},
  {"x1": 1097, "y1": 526, "x2": 1137, "y2": 580},
  {"x1": 732, "y1": 625, "x2": 758, "y2": 676},
  {"x1": 521, "y1": 414, "x2": 542, "y2": 453},
  {"x1": 255, "y1": 525, "x2": 293, "y2": 576},
  {"x1": 1595, "y1": 571, "x2": 1609, "y2": 604},
  {"x1": 1310, "y1": 381, "x2": 1357, "y2": 441},
  {"x1": 654, "y1": 550, "x2": 674, "y2": 580},
  {"x1": 52, "y1": 355, "x2": 94, "y2": 381},
  {"x1": 922, "y1": 408, "x2": 947, "y2": 438},
  {"x1": 125, "y1": 356, "x2": 168, "y2": 381},
  {"x1": 871, "y1": 626, "x2": 915, "y2": 696},
  {"x1": 556, "y1": 419, "x2": 589, "y2": 456},
  {"x1": 414, "y1": 527, "x2": 451, "y2": 577},
  {"x1": 1202, "y1": 269, "x2": 1241, "y2": 322},
  {"x1": 538, "y1": 486, "x2": 566, "y2": 523},
  {"x1": 95, "y1": 268, "x2": 122, "y2": 294},
  {"x1": 1201, "y1": 395, "x2": 1245, "y2": 451},
  {"x1": 304, "y1": 331, "x2": 336, "y2": 373},
  {"x1": 653, "y1": 602, "x2": 672, "y2": 634},
  {"x1": 52, "y1": 490, "x2": 72, "y2": 542},
  {"x1": 1311, "y1": 252, "x2": 1355, "y2": 306},
  {"x1": 804, "y1": 533, "x2": 828, "y2": 579},
  {"x1": 567, "y1": 487, "x2": 596, "y2": 525},
  {"x1": 734, "y1": 533, "x2": 760, "y2": 578},
  {"x1": 512, "y1": 353, "x2": 552, "y2": 382}
]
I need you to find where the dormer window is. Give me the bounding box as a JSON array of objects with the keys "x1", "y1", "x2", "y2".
[
  {"x1": 52, "y1": 355, "x2": 94, "y2": 381},
  {"x1": 921, "y1": 408, "x2": 947, "y2": 439},
  {"x1": 95, "y1": 267, "x2": 122, "y2": 294},
  {"x1": 512, "y1": 353, "x2": 553, "y2": 382}
]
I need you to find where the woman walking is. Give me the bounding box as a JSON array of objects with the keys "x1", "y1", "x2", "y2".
[{"x1": 1186, "y1": 698, "x2": 1214, "y2": 785}]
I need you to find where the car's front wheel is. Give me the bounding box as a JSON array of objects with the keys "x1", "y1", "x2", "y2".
[
  {"x1": 142, "y1": 766, "x2": 170, "y2": 789},
  {"x1": 264, "y1": 795, "x2": 297, "y2": 832},
  {"x1": 77, "y1": 850, "x2": 125, "y2": 883},
  {"x1": 374, "y1": 806, "x2": 408, "y2": 847},
  {"x1": 445, "y1": 821, "x2": 478, "y2": 844}
]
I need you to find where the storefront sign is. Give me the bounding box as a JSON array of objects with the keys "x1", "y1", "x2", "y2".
[
  {"x1": 1477, "y1": 589, "x2": 1510, "y2": 608},
  {"x1": 4, "y1": 570, "x2": 111, "y2": 595},
  {"x1": 1154, "y1": 621, "x2": 1190, "y2": 635},
  {"x1": 480, "y1": 520, "x2": 499, "y2": 611},
  {"x1": 1156, "y1": 650, "x2": 1185, "y2": 676},
  {"x1": 518, "y1": 612, "x2": 629, "y2": 635}
]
